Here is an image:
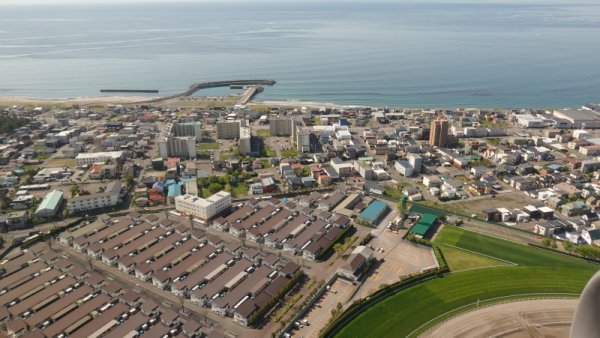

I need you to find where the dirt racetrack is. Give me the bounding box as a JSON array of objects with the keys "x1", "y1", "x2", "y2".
[{"x1": 423, "y1": 298, "x2": 577, "y2": 338}]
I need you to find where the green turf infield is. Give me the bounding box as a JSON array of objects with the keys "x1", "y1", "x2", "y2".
[{"x1": 334, "y1": 226, "x2": 598, "y2": 338}]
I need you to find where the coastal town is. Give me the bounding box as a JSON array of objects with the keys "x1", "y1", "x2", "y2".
[{"x1": 1, "y1": 88, "x2": 600, "y2": 338}]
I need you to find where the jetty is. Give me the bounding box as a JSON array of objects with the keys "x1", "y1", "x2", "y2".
[{"x1": 140, "y1": 79, "x2": 275, "y2": 103}]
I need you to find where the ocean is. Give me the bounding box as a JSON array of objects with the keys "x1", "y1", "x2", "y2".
[{"x1": 1, "y1": 1, "x2": 600, "y2": 108}]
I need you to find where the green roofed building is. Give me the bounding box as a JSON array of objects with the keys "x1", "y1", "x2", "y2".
[
  {"x1": 410, "y1": 213, "x2": 438, "y2": 238},
  {"x1": 35, "y1": 190, "x2": 64, "y2": 217}
]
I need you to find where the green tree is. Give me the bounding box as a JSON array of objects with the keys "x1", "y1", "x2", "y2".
[
  {"x1": 218, "y1": 176, "x2": 228, "y2": 185},
  {"x1": 122, "y1": 173, "x2": 135, "y2": 190},
  {"x1": 0, "y1": 116, "x2": 30, "y2": 134},
  {"x1": 576, "y1": 246, "x2": 600, "y2": 259},
  {"x1": 70, "y1": 184, "x2": 79, "y2": 198},
  {"x1": 333, "y1": 242, "x2": 343, "y2": 258},
  {"x1": 198, "y1": 177, "x2": 209, "y2": 188},
  {"x1": 541, "y1": 238, "x2": 552, "y2": 247},
  {"x1": 209, "y1": 176, "x2": 220, "y2": 185},
  {"x1": 202, "y1": 130, "x2": 211, "y2": 142},
  {"x1": 0, "y1": 192, "x2": 11, "y2": 211},
  {"x1": 564, "y1": 241, "x2": 576, "y2": 253},
  {"x1": 208, "y1": 183, "x2": 223, "y2": 194}
]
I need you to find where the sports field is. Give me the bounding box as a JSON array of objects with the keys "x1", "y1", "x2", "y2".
[{"x1": 334, "y1": 226, "x2": 598, "y2": 338}]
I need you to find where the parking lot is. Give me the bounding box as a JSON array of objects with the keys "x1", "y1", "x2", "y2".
[{"x1": 294, "y1": 278, "x2": 356, "y2": 338}]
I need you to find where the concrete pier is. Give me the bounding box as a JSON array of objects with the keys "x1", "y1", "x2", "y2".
[{"x1": 141, "y1": 79, "x2": 275, "y2": 103}]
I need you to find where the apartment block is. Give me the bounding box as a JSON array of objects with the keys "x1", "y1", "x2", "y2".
[
  {"x1": 158, "y1": 136, "x2": 196, "y2": 159},
  {"x1": 175, "y1": 191, "x2": 232, "y2": 222}
]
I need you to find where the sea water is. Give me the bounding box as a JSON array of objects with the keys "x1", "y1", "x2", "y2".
[{"x1": 0, "y1": 1, "x2": 599, "y2": 108}]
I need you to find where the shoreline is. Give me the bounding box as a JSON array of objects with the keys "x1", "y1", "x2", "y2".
[
  {"x1": 0, "y1": 95, "x2": 578, "y2": 111},
  {"x1": 0, "y1": 95, "x2": 156, "y2": 105}
]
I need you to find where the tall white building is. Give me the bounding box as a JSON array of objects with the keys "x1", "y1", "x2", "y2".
[
  {"x1": 408, "y1": 154, "x2": 422, "y2": 174},
  {"x1": 158, "y1": 136, "x2": 196, "y2": 159},
  {"x1": 175, "y1": 191, "x2": 231, "y2": 221},
  {"x1": 269, "y1": 117, "x2": 294, "y2": 136},
  {"x1": 239, "y1": 127, "x2": 252, "y2": 155},
  {"x1": 172, "y1": 121, "x2": 203, "y2": 140},
  {"x1": 295, "y1": 126, "x2": 312, "y2": 153},
  {"x1": 75, "y1": 151, "x2": 124, "y2": 167},
  {"x1": 217, "y1": 120, "x2": 242, "y2": 139}
]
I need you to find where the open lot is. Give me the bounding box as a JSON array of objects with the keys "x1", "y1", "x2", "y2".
[
  {"x1": 334, "y1": 226, "x2": 598, "y2": 338},
  {"x1": 44, "y1": 158, "x2": 77, "y2": 167},
  {"x1": 440, "y1": 191, "x2": 537, "y2": 218},
  {"x1": 355, "y1": 234, "x2": 436, "y2": 300}
]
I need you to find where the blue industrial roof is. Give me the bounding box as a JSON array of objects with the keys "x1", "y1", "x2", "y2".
[
  {"x1": 168, "y1": 183, "x2": 182, "y2": 197},
  {"x1": 359, "y1": 199, "x2": 389, "y2": 223}
]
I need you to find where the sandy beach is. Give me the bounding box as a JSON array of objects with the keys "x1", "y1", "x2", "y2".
[
  {"x1": 0, "y1": 95, "x2": 157, "y2": 106},
  {"x1": 0, "y1": 95, "x2": 372, "y2": 110}
]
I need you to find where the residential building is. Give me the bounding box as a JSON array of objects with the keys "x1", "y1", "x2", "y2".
[
  {"x1": 172, "y1": 121, "x2": 203, "y2": 140},
  {"x1": 582, "y1": 229, "x2": 600, "y2": 246},
  {"x1": 269, "y1": 117, "x2": 295, "y2": 136},
  {"x1": 395, "y1": 160, "x2": 414, "y2": 177},
  {"x1": 330, "y1": 157, "x2": 353, "y2": 177},
  {"x1": 75, "y1": 151, "x2": 124, "y2": 167},
  {"x1": 239, "y1": 126, "x2": 252, "y2": 155},
  {"x1": 248, "y1": 183, "x2": 263, "y2": 195},
  {"x1": 408, "y1": 154, "x2": 422, "y2": 174},
  {"x1": 338, "y1": 246, "x2": 373, "y2": 281},
  {"x1": 174, "y1": 191, "x2": 231, "y2": 222},
  {"x1": 582, "y1": 159, "x2": 600, "y2": 173},
  {"x1": 429, "y1": 118, "x2": 449, "y2": 147},
  {"x1": 561, "y1": 200, "x2": 590, "y2": 217},
  {"x1": 4, "y1": 211, "x2": 29, "y2": 231},
  {"x1": 158, "y1": 136, "x2": 196, "y2": 159},
  {"x1": 295, "y1": 126, "x2": 312, "y2": 153},
  {"x1": 217, "y1": 120, "x2": 242, "y2": 139},
  {"x1": 67, "y1": 181, "x2": 122, "y2": 213}
]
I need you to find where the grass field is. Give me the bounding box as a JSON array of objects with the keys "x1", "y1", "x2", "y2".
[
  {"x1": 44, "y1": 158, "x2": 76, "y2": 167},
  {"x1": 197, "y1": 142, "x2": 219, "y2": 150},
  {"x1": 264, "y1": 146, "x2": 277, "y2": 157},
  {"x1": 256, "y1": 129, "x2": 270, "y2": 138},
  {"x1": 219, "y1": 148, "x2": 240, "y2": 160},
  {"x1": 335, "y1": 226, "x2": 598, "y2": 338},
  {"x1": 280, "y1": 147, "x2": 298, "y2": 158},
  {"x1": 438, "y1": 244, "x2": 510, "y2": 271}
]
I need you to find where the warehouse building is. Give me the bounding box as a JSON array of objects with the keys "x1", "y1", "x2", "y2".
[
  {"x1": 35, "y1": 190, "x2": 64, "y2": 217},
  {"x1": 357, "y1": 199, "x2": 389, "y2": 225}
]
